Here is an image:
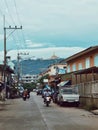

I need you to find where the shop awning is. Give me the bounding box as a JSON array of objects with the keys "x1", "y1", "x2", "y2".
[{"x1": 57, "y1": 80, "x2": 71, "y2": 87}]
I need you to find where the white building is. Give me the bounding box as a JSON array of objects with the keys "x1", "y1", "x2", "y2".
[
  {"x1": 48, "y1": 63, "x2": 67, "y2": 76},
  {"x1": 21, "y1": 74, "x2": 38, "y2": 83}
]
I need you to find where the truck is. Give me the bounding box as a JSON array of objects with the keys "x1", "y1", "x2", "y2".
[{"x1": 57, "y1": 87, "x2": 80, "y2": 106}]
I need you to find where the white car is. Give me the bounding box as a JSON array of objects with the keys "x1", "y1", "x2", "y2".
[{"x1": 57, "y1": 87, "x2": 80, "y2": 106}]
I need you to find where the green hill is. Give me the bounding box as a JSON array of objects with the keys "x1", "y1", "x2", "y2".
[{"x1": 13, "y1": 58, "x2": 63, "y2": 75}]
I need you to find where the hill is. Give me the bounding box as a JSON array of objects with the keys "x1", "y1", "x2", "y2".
[{"x1": 13, "y1": 58, "x2": 63, "y2": 75}]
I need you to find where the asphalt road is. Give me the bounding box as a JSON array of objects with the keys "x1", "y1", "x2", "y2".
[{"x1": 0, "y1": 92, "x2": 98, "y2": 130}]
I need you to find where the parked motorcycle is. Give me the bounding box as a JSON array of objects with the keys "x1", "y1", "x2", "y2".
[{"x1": 44, "y1": 96, "x2": 51, "y2": 107}]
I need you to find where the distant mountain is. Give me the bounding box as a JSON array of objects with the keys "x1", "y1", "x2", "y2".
[{"x1": 13, "y1": 58, "x2": 63, "y2": 75}]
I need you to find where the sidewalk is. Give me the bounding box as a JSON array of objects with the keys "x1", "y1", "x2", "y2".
[
  {"x1": 0, "y1": 99, "x2": 12, "y2": 110},
  {"x1": 91, "y1": 109, "x2": 98, "y2": 115}
]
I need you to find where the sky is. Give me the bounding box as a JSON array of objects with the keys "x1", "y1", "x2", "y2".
[{"x1": 0, "y1": 0, "x2": 98, "y2": 60}]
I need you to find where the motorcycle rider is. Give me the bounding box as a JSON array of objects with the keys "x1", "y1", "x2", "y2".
[
  {"x1": 23, "y1": 89, "x2": 28, "y2": 97},
  {"x1": 22, "y1": 89, "x2": 28, "y2": 101},
  {"x1": 44, "y1": 89, "x2": 51, "y2": 103}
]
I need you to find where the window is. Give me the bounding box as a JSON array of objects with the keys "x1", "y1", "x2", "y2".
[
  {"x1": 94, "y1": 54, "x2": 98, "y2": 66},
  {"x1": 72, "y1": 63, "x2": 76, "y2": 71},
  {"x1": 67, "y1": 65, "x2": 70, "y2": 72},
  {"x1": 78, "y1": 63, "x2": 82, "y2": 70},
  {"x1": 85, "y1": 58, "x2": 90, "y2": 68}
]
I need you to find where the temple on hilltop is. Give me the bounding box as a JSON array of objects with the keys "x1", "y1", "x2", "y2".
[{"x1": 50, "y1": 52, "x2": 59, "y2": 59}]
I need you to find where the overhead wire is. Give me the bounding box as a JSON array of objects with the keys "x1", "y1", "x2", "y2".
[
  {"x1": 13, "y1": 0, "x2": 27, "y2": 50},
  {"x1": 4, "y1": 0, "x2": 16, "y2": 25},
  {"x1": 0, "y1": 0, "x2": 19, "y2": 53},
  {"x1": 0, "y1": 0, "x2": 27, "y2": 59},
  {"x1": 4, "y1": 0, "x2": 24, "y2": 51}
]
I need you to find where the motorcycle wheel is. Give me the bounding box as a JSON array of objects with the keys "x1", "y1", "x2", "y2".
[{"x1": 46, "y1": 102, "x2": 49, "y2": 107}]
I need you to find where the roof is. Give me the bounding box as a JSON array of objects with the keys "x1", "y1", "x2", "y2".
[
  {"x1": 74, "y1": 66, "x2": 98, "y2": 75},
  {"x1": 62, "y1": 46, "x2": 98, "y2": 62}
]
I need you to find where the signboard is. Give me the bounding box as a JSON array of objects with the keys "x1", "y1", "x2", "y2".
[{"x1": 43, "y1": 79, "x2": 48, "y2": 83}]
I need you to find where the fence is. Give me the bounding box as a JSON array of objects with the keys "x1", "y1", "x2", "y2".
[{"x1": 72, "y1": 80, "x2": 98, "y2": 107}]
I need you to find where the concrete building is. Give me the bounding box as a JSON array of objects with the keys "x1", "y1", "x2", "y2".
[
  {"x1": 61, "y1": 46, "x2": 98, "y2": 108},
  {"x1": 21, "y1": 74, "x2": 38, "y2": 83}
]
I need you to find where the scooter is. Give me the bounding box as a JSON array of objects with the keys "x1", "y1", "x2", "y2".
[{"x1": 44, "y1": 96, "x2": 51, "y2": 107}]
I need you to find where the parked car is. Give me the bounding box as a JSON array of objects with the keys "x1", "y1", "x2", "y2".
[{"x1": 57, "y1": 87, "x2": 80, "y2": 106}]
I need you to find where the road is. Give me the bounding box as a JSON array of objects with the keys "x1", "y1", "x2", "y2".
[{"x1": 0, "y1": 92, "x2": 98, "y2": 130}]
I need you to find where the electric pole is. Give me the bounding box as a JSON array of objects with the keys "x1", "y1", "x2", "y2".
[
  {"x1": 17, "y1": 52, "x2": 21, "y2": 86},
  {"x1": 17, "y1": 52, "x2": 29, "y2": 86},
  {"x1": 3, "y1": 16, "x2": 22, "y2": 98}
]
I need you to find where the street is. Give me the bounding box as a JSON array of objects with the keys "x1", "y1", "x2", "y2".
[{"x1": 0, "y1": 92, "x2": 98, "y2": 130}]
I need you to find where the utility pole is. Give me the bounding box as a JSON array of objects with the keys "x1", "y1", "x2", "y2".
[
  {"x1": 17, "y1": 52, "x2": 21, "y2": 86},
  {"x1": 3, "y1": 16, "x2": 22, "y2": 98},
  {"x1": 17, "y1": 52, "x2": 29, "y2": 86}
]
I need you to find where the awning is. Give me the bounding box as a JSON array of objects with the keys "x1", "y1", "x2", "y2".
[
  {"x1": 74, "y1": 66, "x2": 98, "y2": 74},
  {"x1": 57, "y1": 80, "x2": 71, "y2": 87}
]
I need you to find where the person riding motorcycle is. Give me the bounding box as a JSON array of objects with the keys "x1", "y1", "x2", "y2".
[{"x1": 44, "y1": 89, "x2": 51, "y2": 103}]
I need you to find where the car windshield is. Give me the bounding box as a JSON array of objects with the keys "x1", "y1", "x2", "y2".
[{"x1": 61, "y1": 88, "x2": 77, "y2": 94}]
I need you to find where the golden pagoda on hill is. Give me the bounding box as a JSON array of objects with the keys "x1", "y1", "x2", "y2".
[{"x1": 50, "y1": 52, "x2": 59, "y2": 59}]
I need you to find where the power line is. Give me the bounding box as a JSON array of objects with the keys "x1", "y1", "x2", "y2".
[
  {"x1": 0, "y1": 0, "x2": 18, "y2": 49},
  {"x1": 0, "y1": 0, "x2": 26, "y2": 51},
  {"x1": 13, "y1": 0, "x2": 21, "y2": 25},
  {"x1": 4, "y1": 0, "x2": 16, "y2": 25},
  {"x1": 4, "y1": 0, "x2": 26, "y2": 50},
  {"x1": 13, "y1": 0, "x2": 26, "y2": 49}
]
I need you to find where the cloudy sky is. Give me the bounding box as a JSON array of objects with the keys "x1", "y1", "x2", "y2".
[{"x1": 0, "y1": 0, "x2": 98, "y2": 60}]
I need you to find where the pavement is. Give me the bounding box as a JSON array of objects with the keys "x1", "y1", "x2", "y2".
[
  {"x1": 0, "y1": 99, "x2": 12, "y2": 110},
  {"x1": 0, "y1": 98, "x2": 98, "y2": 115},
  {"x1": 91, "y1": 109, "x2": 98, "y2": 115}
]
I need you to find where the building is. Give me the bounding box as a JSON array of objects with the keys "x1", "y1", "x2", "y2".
[
  {"x1": 62, "y1": 46, "x2": 98, "y2": 84},
  {"x1": 21, "y1": 74, "x2": 38, "y2": 83},
  {"x1": 48, "y1": 63, "x2": 67, "y2": 76},
  {"x1": 0, "y1": 60, "x2": 15, "y2": 99},
  {"x1": 61, "y1": 46, "x2": 98, "y2": 108}
]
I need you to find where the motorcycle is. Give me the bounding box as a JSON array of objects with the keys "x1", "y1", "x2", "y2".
[
  {"x1": 44, "y1": 96, "x2": 51, "y2": 107},
  {"x1": 27, "y1": 93, "x2": 30, "y2": 99},
  {"x1": 22, "y1": 91, "x2": 27, "y2": 101},
  {"x1": 23, "y1": 95, "x2": 26, "y2": 101}
]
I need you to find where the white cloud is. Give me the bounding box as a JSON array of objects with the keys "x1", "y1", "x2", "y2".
[
  {"x1": 0, "y1": 47, "x2": 85, "y2": 61},
  {"x1": 0, "y1": 0, "x2": 97, "y2": 55},
  {"x1": 25, "y1": 40, "x2": 45, "y2": 48}
]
